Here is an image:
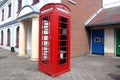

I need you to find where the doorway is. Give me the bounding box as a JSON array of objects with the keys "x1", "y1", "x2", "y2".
[
  {"x1": 116, "y1": 28, "x2": 120, "y2": 56},
  {"x1": 91, "y1": 30, "x2": 104, "y2": 55},
  {"x1": 25, "y1": 21, "x2": 32, "y2": 55}
]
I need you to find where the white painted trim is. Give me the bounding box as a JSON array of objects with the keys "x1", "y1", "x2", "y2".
[
  {"x1": 85, "y1": 8, "x2": 103, "y2": 25},
  {"x1": 103, "y1": 1, "x2": 120, "y2": 9},
  {"x1": 115, "y1": 28, "x2": 117, "y2": 56},
  {"x1": 90, "y1": 30, "x2": 92, "y2": 54},
  {"x1": 68, "y1": 0, "x2": 77, "y2": 5}
]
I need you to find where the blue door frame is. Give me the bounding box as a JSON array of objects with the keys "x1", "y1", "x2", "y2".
[{"x1": 91, "y1": 30, "x2": 104, "y2": 55}]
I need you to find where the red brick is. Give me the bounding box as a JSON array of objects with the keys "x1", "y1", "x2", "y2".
[{"x1": 61, "y1": 0, "x2": 102, "y2": 57}]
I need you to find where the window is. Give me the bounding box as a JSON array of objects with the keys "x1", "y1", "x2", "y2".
[
  {"x1": 94, "y1": 37, "x2": 101, "y2": 42},
  {"x1": 2, "y1": 9, "x2": 4, "y2": 21},
  {"x1": 16, "y1": 27, "x2": 19, "y2": 48},
  {"x1": 18, "y1": 0, "x2": 22, "y2": 12},
  {"x1": 7, "y1": 29, "x2": 10, "y2": 46},
  {"x1": 8, "y1": 4, "x2": 11, "y2": 17},
  {"x1": 33, "y1": 0, "x2": 39, "y2": 5},
  {"x1": 1, "y1": 31, "x2": 3, "y2": 45}
]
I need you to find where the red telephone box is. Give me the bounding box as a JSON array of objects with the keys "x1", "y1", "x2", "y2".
[{"x1": 38, "y1": 3, "x2": 70, "y2": 76}]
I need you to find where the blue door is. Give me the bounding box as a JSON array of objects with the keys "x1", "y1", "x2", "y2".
[{"x1": 91, "y1": 30, "x2": 104, "y2": 55}]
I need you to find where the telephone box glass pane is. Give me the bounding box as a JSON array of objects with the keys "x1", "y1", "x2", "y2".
[
  {"x1": 61, "y1": 23, "x2": 67, "y2": 28},
  {"x1": 60, "y1": 17, "x2": 67, "y2": 22},
  {"x1": 42, "y1": 17, "x2": 49, "y2": 22},
  {"x1": 42, "y1": 47, "x2": 48, "y2": 51},
  {"x1": 60, "y1": 41, "x2": 67, "y2": 46},
  {"x1": 43, "y1": 36, "x2": 48, "y2": 40},
  {"x1": 60, "y1": 29, "x2": 67, "y2": 34},
  {"x1": 60, "y1": 35, "x2": 67, "y2": 40},
  {"x1": 42, "y1": 29, "x2": 49, "y2": 34}
]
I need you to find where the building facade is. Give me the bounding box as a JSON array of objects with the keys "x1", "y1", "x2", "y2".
[
  {"x1": 0, "y1": 0, "x2": 102, "y2": 61},
  {"x1": 86, "y1": 6, "x2": 120, "y2": 57}
]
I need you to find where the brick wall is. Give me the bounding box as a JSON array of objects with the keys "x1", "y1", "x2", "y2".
[{"x1": 61, "y1": 0, "x2": 102, "y2": 57}]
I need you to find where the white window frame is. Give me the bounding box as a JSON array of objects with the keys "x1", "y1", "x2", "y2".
[{"x1": 68, "y1": 0, "x2": 77, "y2": 5}]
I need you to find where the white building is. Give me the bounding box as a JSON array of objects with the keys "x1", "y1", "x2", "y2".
[{"x1": 0, "y1": 0, "x2": 61, "y2": 61}]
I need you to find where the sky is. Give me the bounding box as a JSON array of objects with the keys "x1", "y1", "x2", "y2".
[{"x1": 103, "y1": 0, "x2": 120, "y2": 8}]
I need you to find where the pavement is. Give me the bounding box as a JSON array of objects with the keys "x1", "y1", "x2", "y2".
[{"x1": 0, "y1": 48, "x2": 120, "y2": 80}]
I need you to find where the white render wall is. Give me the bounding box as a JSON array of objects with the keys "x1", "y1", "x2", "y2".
[
  {"x1": 0, "y1": 23, "x2": 19, "y2": 51},
  {"x1": 104, "y1": 28, "x2": 115, "y2": 56},
  {"x1": 0, "y1": 0, "x2": 14, "y2": 25}
]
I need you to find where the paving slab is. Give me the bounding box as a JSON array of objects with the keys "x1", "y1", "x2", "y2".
[{"x1": 0, "y1": 48, "x2": 120, "y2": 80}]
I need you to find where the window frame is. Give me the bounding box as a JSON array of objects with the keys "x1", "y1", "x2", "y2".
[
  {"x1": 94, "y1": 37, "x2": 101, "y2": 42},
  {"x1": 17, "y1": 0, "x2": 22, "y2": 13}
]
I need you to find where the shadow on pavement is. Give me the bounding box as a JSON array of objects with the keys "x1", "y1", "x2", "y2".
[
  {"x1": 109, "y1": 74, "x2": 120, "y2": 80},
  {"x1": 116, "y1": 65, "x2": 120, "y2": 68},
  {"x1": 0, "y1": 56, "x2": 7, "y2": 59}
]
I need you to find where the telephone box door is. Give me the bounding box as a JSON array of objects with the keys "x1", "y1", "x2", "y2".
[
  {"x1": 56, "y1": 14, "x2": 70, "y2": 73},
  {"x1": 39, "y1": 15, "x2": 52, "y2": 74}
]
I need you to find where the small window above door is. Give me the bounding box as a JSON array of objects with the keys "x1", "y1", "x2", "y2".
[{"x1": 94, "y1": 37, "x2": 101, "y2": 42}]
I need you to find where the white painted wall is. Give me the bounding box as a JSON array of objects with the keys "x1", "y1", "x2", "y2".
[
  {"x1": 0, "y1": 0, "x2": 13, "y2": 25},
  {"x1": 0, "y1": 23, "x2": 19, "y2": 51},
  {"x1": 104, "y1": 29, "x2": 115, "y2": 55},
  {"x1": 18, "y1": 7, "x2": 33, "y2": 17}
]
